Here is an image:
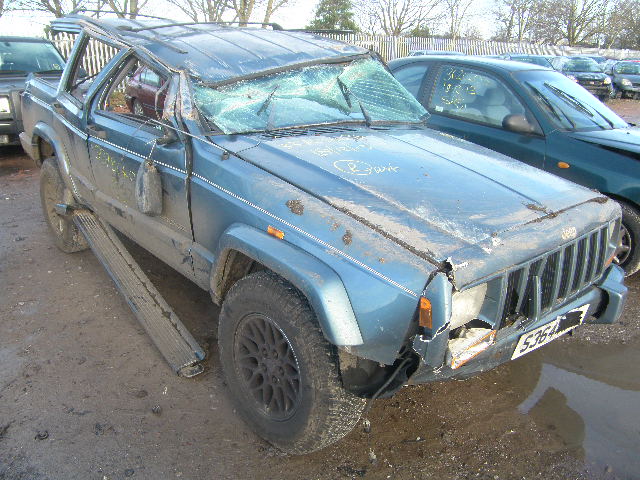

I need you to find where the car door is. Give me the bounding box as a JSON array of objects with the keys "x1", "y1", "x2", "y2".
[
  {"x1": 422, "y1": 63, "x2": 547, "y2": 169},
  {"x1": 86, "y1": 54, "x2": 195, "y2": 279},
  {"x1": 51, "y1": 31, "x2": 122, "y2": 201}
]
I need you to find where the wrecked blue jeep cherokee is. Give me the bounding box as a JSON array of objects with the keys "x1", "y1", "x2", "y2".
[{"x1": 20, "y1": 14, "x2": 627, "y2": 454}]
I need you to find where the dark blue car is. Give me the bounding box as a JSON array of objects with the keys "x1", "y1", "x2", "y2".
[{"x1": 389, "y1": 55, "x2": 640, "y2": 276}]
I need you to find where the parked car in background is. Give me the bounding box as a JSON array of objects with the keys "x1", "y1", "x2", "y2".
[
  {"x1": 410, "y1": 49, "x2": 464, "y2": 56},
  {"x1": 550, "y1": 56, "x2": 612, "y2": 101},
  {"x1": 124, "y1": 64, "x2": 168, "y2": 118},
  {"x1": 500, "y1": 53, "x2": 553, "y2": 68},
  {"x1": 604, "y1": 61, "x2": 640, "y2": 99},
  {"x1": 584, "y1": 55, "x2": 608, "y2": 65},
  {"x1": 20, "y1": 14, "x2": 628, "y2": 454},
  {"x1": 0, "y1": 36, "x2": 65, "y2": 146},
  {"x1": 389, "y1": 55, "x2": 640, "y2": 275}
]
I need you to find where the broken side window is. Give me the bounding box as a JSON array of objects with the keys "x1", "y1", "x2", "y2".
[
  {"x1": 192, "y1": 57, "x2": 428, "y2": 135},
  {"x1": 66, "y1": 35, "x2": 120, "y2": 102},
  {"x1": 97, "y1": 57, "x2": 169, "y2": 125}
]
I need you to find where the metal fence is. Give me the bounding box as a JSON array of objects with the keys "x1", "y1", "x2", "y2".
[
  {"x1": 47, "y1": 31, "x2": 640, "y2": 74},
  {"x1": 322, "y1": 33, "x2": 640, "y2": 61}
]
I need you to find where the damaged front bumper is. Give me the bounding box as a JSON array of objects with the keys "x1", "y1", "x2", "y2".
[{"x1": 409, "y1": 264, "x2": 627, "y2": 384}]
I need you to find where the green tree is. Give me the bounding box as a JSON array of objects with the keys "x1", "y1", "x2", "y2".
[{"x1": 307, "y1": 0, "x2": 358, "y2": 31}]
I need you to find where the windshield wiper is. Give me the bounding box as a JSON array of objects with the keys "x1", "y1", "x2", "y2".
[
  {"x1": 0, "y1": 70, "x2": 27, "y2": 75},
  {"x1": 526, "y1": 82, "x2": 575, "y2": 129},
  {"x1": 36, "y1": 69, "x2": 64, "y2": 74},
  {"x1": 257, "y1": 84, "x2": 279, "y2": 116},
  {"x1": 545, "y1": 83, "x2": 615, "y2": 129},
  {"x1": 336, "y1": 76, "x2": 371, "y2": 127}
]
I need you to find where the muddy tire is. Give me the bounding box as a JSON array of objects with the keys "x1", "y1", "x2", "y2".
[
  {"x1": 132, "y1": 99, "x2": 144, "y2": 116},
  {"x1": 218, "y1": 271, "x2": 366, "y2": 454},
  {"x1": 615, "y1": 201, "x2": 640, "y2": 276},
  {"x1": 40, "y1": 158, "x2": 88, "y2": 253}
]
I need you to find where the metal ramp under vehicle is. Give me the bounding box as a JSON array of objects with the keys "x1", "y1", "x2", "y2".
[{"x1": 72, "y1": 209, "x2": 205, "y2": 377}]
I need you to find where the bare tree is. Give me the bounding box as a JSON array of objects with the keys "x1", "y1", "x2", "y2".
[
  {"x1": 356, "y1": 0, "x2": 440, "y2": 36},
  {"x1": 493, "y1": 0, "x2": 536, "y2": 42},
  {"x1": 166, "y1": 0, "x2": 227, "y2": 22},
  {"x1": 15, "y1": 0, "x2": 89, "y2": 17},
  {"x1": 262, "y1": 0, "x2": 294, "y2": 25},
  {"x1": 603, "y1": 0, "x2": 640, "y2": 48},
  {"x1": 529, "y1": 0, "x2": 608, "y2": 46},
  {"x1": 441, "y1": 0, "x2": 476, "y2": 42},
  {"x1": 227, "y1": 0, "x2": 257, "y2": 25},
  {"x1": 105, "y1": 0, "x2": 149, "y2": 18}
]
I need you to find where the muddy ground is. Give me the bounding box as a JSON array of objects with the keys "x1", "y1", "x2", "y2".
[{"x1": 1, "y1": 102, "x2": 640, "y2": 480}]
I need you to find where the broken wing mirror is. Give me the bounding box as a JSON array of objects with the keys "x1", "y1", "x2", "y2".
[
  {"x1": 156, "y1": 125, "x2": 179, "y2": 145},
  {"x1": 503, "y1": 114, "x2": 539, "y2": 135}
]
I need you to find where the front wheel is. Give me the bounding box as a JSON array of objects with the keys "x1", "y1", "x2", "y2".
[
  {"x1": 599, "y1": 94, "x2": 609, "y2": 103},
  {"x1": 218, "y1": 271, "x2": 366, "y2": 454},
  {"x1": 614, "y1": 201, "x2": 640, "y2": 276},
  {"x1": 39, "y1": 158, "x2": 88, "y2": 253}
]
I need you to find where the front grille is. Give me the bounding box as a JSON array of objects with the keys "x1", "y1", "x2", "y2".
[{"x1": 498, "y1": 225, "x2": 609, "y2": 327}]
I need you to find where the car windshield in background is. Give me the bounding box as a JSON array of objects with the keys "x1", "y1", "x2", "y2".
[
  {"x1": 563, "y1": 58, "x2": 602, "y2": 72},
  {"x1": 517, "y1": 70, "x2": 627, "y2": 131},
  {"x1": 512, "y1": 56, "x2": 552, "y2": 68},
  {"x1": 615, "y1": 62, "x2": 640, "y2": 74},
  {"x1": 193, "y1": 57, "x2": 428, "y2": 135},
  {"x1": 0, "y1": 41, "x2": 64, "y2": 73}
]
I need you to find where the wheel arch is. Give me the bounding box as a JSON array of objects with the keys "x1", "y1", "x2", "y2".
[
  {"x1": 211, "y1": 223, "x2": 364, "y2": 347},
  {"x1": 31, "y1": 122, "x2": 69, "y2": 174},
  {"x1": 601, "y1": 192, "x2": 640, "y2": 213}
]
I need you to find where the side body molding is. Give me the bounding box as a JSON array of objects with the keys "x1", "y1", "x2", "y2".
[{"x1": 212, "y1": 223, "x2": 364, "y2": 347}]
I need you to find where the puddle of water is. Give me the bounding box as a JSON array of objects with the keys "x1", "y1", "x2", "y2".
[{"x1": 511, "y1": 339, "x2": 640, "y2": 479}]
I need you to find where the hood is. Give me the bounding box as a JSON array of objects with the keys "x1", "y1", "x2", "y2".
[
  {"x1": 567, "y1": 71, "x2": 607, "y2": 80},
  {"x1": 568, "y1": 127, "x2": 640, "y2": 155},
  {"x1": 0, "y1": 73, "x2": 28, "y2": 91},
  {"x1": 617, "y1": 73, "x2": 640, "y2": 82},
  {"x1": 224, "y1": 127, "x2": 610, "y2": 276}
]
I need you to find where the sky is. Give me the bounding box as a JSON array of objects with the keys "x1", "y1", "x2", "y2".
[{"x1": 0, "y1": 0, "x2": 495, "y2": 38}]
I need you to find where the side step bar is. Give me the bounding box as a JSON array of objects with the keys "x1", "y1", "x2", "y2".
[{"x1": 72, "y1": 209, "x2": 205, "y2": 377}]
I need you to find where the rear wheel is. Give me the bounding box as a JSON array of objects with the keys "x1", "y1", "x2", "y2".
[
  {"x1": 218, "y1": 271, "x2": 366, "y2": 454},
  {"x1": 614, "y1": 202, "x2": 640, "y2": 276},
  {"x1": 40, "y1": 158, "x2": 88, "y2": 253},
  {"x1": 132, "y1": 99, "x2": 144, "y2": 116}
]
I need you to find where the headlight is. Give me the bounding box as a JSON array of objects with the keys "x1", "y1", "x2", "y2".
[
  {"x1": 621, "y1": 78, "x2": 632, "y2": 86},
  {"x1": 566, "y1": 75, "x2": 578, "y2": 82},
  {"x1": 604, "y1": 77, "x2": 611, "y2": 84},
  {"x1": 0, "y1": 96, "x2": 10, "y2": 114},
  {"x1": 450, "y1": 283, "x2": 487, "y2": 329}
]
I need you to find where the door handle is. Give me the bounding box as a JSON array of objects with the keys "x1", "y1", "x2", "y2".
[
  {"x1": 86, "y1": 124, "x2": 107, "y2": 139},
  {"x1": 52, "y1": 101, "x2": 64, "y2": 114}
]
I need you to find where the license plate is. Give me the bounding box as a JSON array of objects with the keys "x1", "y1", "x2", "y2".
[{"x1": 511, "y1": 305, "x2": 589, "y2": 360}]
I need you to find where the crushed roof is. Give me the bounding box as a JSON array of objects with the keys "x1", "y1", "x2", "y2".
[{"x1": 51, "y1": 15, "x2": 368, "y2": 83}]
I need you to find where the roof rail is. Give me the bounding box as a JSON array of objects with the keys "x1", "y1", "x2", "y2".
[
  {"x1": 69, "y1": 7, "x2": 174, "y2": 21},
  {"x1": 122, "y1": 21, "x2": 284, "y2": 33},
  {"x1": 288, "y1": 29, "x2": 356, "y2": 35}
]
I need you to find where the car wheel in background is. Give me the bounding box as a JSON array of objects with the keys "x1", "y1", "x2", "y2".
[
  {"x1": 39, "y1": 158, "x2": 88, "y2": 253},
  {"x1": 132, "y1": 99, "x2": 144, "y2": 116},
  {"x1": 615, "y1": 201, "x2": 640, "y2": 276},
  {"x1": 218, "y1": 271, "x2": 366, "y2": 454}
]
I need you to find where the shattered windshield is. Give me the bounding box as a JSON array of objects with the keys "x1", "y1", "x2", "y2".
[{"x1": 193, "y1": 57, "x2": 428, "y2": 134}]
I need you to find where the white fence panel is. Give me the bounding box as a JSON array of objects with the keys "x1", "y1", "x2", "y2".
[{"x1": 47, "y1": 31, "x2": 640, "y2": 74}]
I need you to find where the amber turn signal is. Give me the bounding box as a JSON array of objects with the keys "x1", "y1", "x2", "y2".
[
  {"x1": 419, "y1": 297, "x2": 432, "y2": 329},
  {"x1": 557, "y1": 162, "x2": 570, "y2": 169},
  {"x1": 267, "y1": 226, "x2": 285, "y2": 239}
]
